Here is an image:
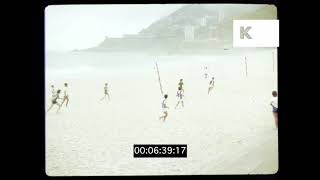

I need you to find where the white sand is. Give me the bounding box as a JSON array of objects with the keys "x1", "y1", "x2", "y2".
[{"x1": 45, "y1": 48, "x2": 278, "y2": 176}]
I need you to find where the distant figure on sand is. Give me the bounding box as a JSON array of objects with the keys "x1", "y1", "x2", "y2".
[
  {"x1": 178, "y1": 79, "x2": 184, "y2": 92},
  {"x1": 175, "y1": 87, "x2": 184, "y2": 109},
  {"x1": 51, "y1": 85, "x2": 56, "y2": 98},
  {"x1": 208, "y1": 77, "x2": 215, "y2": 94},
  {"x1": 204, "y1": 66, "x2": 208, "y2": 79},
  {"x1": 100, "y1": 83, "x2": 110, "y2": 101},
  {"x1": 270, "y1": 91, "x2": 278, "y2": 128},
  {"x1": 159, "y1": 94, "x2": 169, "y2": 122},
  {"x1": 47, "y1": 89, "x2": 63, "y2": 113},
  {"x1": 61, "y1": 83, "x2": 69, "y2": 107}
]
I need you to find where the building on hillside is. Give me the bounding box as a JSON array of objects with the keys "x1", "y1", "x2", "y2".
[
  {"x1": 184, "y1": 25, "x2": 195, "y2": 41},
  {"x1": 218, "y1": 11, "x2": 225, "y2": 23}
]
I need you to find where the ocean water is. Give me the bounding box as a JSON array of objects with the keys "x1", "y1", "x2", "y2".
[
  {"x1": 45, "y1": 48, "x2": 277, "y2": 81},
  {"x1": 46, "y1": 52, "x2": 153, "y2": 79}
]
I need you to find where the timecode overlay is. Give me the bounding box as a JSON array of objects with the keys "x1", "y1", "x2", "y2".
[{"x1": 133, "y1": 144, "x2": 187, "y2": 158}]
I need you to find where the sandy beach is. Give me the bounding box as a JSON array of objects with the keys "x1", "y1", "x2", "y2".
[{"x1": 45, "y1": 48, "x2": 278, "y2": 175}]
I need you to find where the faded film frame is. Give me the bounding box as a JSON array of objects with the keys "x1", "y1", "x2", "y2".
[{"x1": 35, "y1": 0, "x2": 290, "y2": 179}]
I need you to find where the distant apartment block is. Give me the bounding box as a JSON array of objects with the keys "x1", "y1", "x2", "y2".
[
  {"x1": 218, "y1": 11, "x2": 225, "y2": 23},
  {"x1": 200, "y1": 16, "x2": 208, "y2": 26},
  {"x1": 184, "y1": 25, "x2": 195, "y2": 41}
]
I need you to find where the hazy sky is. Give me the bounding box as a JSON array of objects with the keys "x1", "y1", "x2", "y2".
[{"x1": 45, "y1": 4, "x2": 184, "y2": 52}]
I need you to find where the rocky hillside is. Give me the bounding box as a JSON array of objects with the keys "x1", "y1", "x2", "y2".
[
  {"x1": 216, "y1": 5, "x2": 277, "y2": 46},
  {"x1": 86, "y1": 4, "x2": 277, "y2": 53}
]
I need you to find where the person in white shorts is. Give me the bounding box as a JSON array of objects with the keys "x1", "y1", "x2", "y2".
[
  {"x1": 175, "y1": 87, "x2": 184, "y2": 109},
  {"x1": 270, "y1": 90, "x2": 278, "y2": 128},
  {"x1": 159, "y1": 94, "x2": 169, "y2": 122},
  {"x1": 50, "y1": 85, "x2": 56, "y2": 98},
  {"x1": 61, "y1": 83, "x2": 69, "y2": 107}
]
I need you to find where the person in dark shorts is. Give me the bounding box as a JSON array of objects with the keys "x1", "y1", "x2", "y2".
[
  {"x1": 47, "y1": 89, "x2": 63, "y2": 113},
  {"x1": 270, "y1": 90, "x2": 278, "y2": 128},
  {"x1": 204, "y1": 66, "x2": 208, "y2": 79},
  {"x1": 175, "y1": 87, "x2": 184, "y2": 109},
  {"x1": 178, "y1": 79, "x2": 184, "y2": 93},
  {"x1": 159, "y1": 94, "x2": 169, "y2": 122},
  {"x1": 208, "y1": 77, "x2": 215, "y2": 94},
  {"x1": 100, "y1": 83, "x2": 110, "y2": 101}
]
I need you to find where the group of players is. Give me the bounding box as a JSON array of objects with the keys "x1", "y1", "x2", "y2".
[
  {"x1": 47, "y1": 83, "x2": 69, "y2": 113},
  {"x1": 159, "y1": 68, "x2": 215, "y2": 122},
  {"x1": 46, "y1": 66, "x2": 277, "y2": 129},
  {"x1": 47, "y1": 82, "x2": 110, "y2": 114},
  {"x1": 159, "y1": 65, "x2": 278, "y2": 129}
]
